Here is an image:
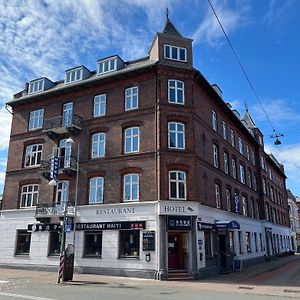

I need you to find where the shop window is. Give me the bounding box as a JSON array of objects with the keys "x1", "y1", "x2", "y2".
[
  {"x1": 229, "y1": 231, "x2": 235, "y2": 253},
  {"x1": 204, "y1": 231, "x2": 213, "y2": 257},
  {"x1": 84, "y1": 231, "x2": 102, "y2": 257},
  {"x1": 246, "y1": 232, "x2": 251, "y2": 253},
  {"x1": 238, "y1": 231, "x2": 243, "y2": 254},
  {"x1": 15, "y1": 230, "x2": 31, "y2": 255},
  {"x1": 48, "y1": 231, "x2": 60, "y2": 256},
  {"x1": 119, "y1": 230, "x2": 140, "y2": 258}
]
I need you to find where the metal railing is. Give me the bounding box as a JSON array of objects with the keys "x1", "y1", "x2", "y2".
[
  {"x1": 35, "y1": 202, "x2": 75, "y2": 217},
  {"x1": 40, "y1": 156, "x2": 77, "y2": 173},
  {"x1": 43, "y1": 114, "x2": 82, "y2": 131}
]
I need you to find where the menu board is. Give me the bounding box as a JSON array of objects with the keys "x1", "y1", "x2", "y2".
[{"x1": 143, "y1": 231, "x2": 155, "y2": 251}]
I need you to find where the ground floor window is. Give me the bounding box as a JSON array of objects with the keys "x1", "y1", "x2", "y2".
[
  {"x1": 254, "y1": 232, "x2": 258, "y2": 252},
  {"x1": 119, "y1": 230, "x2": 140, "y2": 258},
  {"x1": 238, "y1": 231, "x2": 243, "y2": 254},
  {"x1": 48, "y1": 231, "x2": 61, "y2": 256},
  {"x1": 15, "y1": 230, "x2": 31, "y2": 255},
  {"x1": 246, "y1": 232, "x2": 251, "y2": 253},
  {"x1": 204, "y1": 231, "x2": 213, "y2": 257},
  {"x1": 228, "y1": 231, "x2": 234, "y2": 253},
  {"x1": 84, "y1": 231, "x2": 103, "y2": 257}
]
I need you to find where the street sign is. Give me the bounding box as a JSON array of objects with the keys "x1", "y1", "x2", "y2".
[{"x1": 65, "y1": 224, "x2": 72, "y2": 233}]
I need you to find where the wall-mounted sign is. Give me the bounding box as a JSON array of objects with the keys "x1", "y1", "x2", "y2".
[
  {"x1": 50, "y1": 156, "x2": 59, "y2": 179},
  {"x1": 76, "y1": 221, "x2": 145, "y2": 231},
  {"x1": 96, "y1": 207, "x2": 136, "y2": 215},
  {"x1": 215, "y1": 220, "x2": 240, "y2": 230},
  {"x1": 158, "y1": 201, "x2": 198, "y2": 216},
  {"x1": 143, "y1": 231, "x2": 155, "y2": 251},
  {"x1": 167, "y1": 216, "x2": 192, "y2": 231},
  {"x1": 197, "y1": 222, "x2": 214, "y2": 230},
  {"x1": 28, "y1": 224, "x2": 62, "y2": 232},
  {"x1": 234, "y1": 193, "x2": 240, "y2": 214}
]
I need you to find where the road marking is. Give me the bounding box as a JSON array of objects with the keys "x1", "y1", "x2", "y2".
[
  {"x1": 0, "y1": 280, "x2": 9, "y2": 283},
  {"x1": 0, "y1": 292, "x2": 57, "y2": 300}
]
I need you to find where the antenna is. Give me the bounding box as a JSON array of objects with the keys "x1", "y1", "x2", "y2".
[{"x1": 166, "y1": 7, "x2": 169, "y2": 20}]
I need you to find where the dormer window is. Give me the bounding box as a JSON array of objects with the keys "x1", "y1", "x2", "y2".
[
  {"x1": 65, "y1": 67, "x2": 83, "y2": 84},
  {"x1": 164, "y1": 45, "x2": 186, "y2": 62},
  {"x1": 29, "y1": 79, "x2": 44, "y2": 94},
  {"x1": 98, "y1": 57, "x2": 117, "y2": 75}
]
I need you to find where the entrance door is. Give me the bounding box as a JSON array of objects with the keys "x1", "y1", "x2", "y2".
[
  {"x1": 219, "y1": 234, "x2": 227, "y2": 269},
  {"x1": 168, "y1": 232, "x2": 189, "y2": 270}
]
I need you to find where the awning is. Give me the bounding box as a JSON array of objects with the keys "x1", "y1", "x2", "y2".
[{"x1": 214, "y1": 220, "x2": 240, "y2": 230}]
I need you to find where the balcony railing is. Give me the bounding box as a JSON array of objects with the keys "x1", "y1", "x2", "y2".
[
  {"x1": 43, "y1": 114, "x2": 82, "y2": 138},
  {"x1": 35, "y1": 202, "x2": 75, "y2": 219}
]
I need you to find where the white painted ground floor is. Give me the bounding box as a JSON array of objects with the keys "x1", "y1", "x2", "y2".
[{"x1": 0, "y1": 201, "x2": 294, "y2": 279}]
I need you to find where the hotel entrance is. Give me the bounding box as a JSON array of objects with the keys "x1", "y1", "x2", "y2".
[{"x1": 168, "y1": 232, "x2": 189, "y2": 270}]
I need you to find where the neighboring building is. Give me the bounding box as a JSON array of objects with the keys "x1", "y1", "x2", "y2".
[
  {"x1": 0, "y1": 18, "x2": 292, "y2": 280},
  {"x1": 288, "y1": 190, "x2": 300, "y2": 252}
]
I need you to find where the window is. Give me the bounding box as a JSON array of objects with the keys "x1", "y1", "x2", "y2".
[
  {"x1": 215, "y1": 184, "x2": 221, "y2": 208},
  {"x1": 168, "y1": 80, "x2": 184, "y2": 104},
  {"x1": 262, "y1": 178, "x2": 267, "y2": 194},
  {"x1": 164, "y1": 45, "x2": 187, "y2": 62},
  {"x1": 119, "y1": 230, "x2": 140, "y2": 258},
  {"x1": 238, "y1": 137, "x2": 244, "y2": 154},
  {"x1": 224, "y1": 152, "x2": 229, "y2": 174},
  {"x1": 29, "y1": 79, "x2": 44, "y2": 94},
  {"x1": 84, "y1": 232, "x2": 102, "y2": 257},
  {"x1": 270, "y1": 187, "x2": 274, "y2": 201},
  {"x1": 56, "y1": 181, "x2": 69, "y2": 206},
  {"x1": 62, "y1": 102, "x2": 73, "y2": 126},
  {"x1": 125, "y1": 86, "x2": 138, "y2": 111},
  {"x1": 124, "y1": 174, "x2": 139, "y2": 201},
  {"x1": 213, "y1": 144, "x2": 219, "y2": 168},
  {"x1": 94, "y1": 94, "x2": 106, "y2": 117},
  {"x1": 29, "y1": 109, "x2": 44, "y2": 130},
  {"x1": 124, "y1": 127, "x2": 139, "y2": 153},
  {"x1": 232, "y1": 158, "x2": 237, "y2": 179},
  {"x1": 229, "y1": 231, "x2": 235, "y2": 253},
  {"x1": 222, "y1": 121, "x2": 227, "y2": 140},
  {"x1": 246, "y1": 232, "x2": 251, "y2": 252},
  {"x1": 59, "y1": 139, "x2": 72, "y2": 168},
  {"x1": 168, "y1": 122, "x2": 185, "y2": 149},
  {"x1": 98, "y1": 58, "x2": 117, "y2": 74},
  {"x1": 15, "y1": 230, "x2": 31, "y2": 255},
  {"x1": 246, "y1": 145, "x2": 250, "y2": 160},
  {"x1": 238, "y1": 231, "x2": 243, "y2": 254},
  {"x1": 255, "y1": 201, "x2": 260, "y2": 219},
  {"x1": 169, "y1": 171, "x2": 186, "y2": 200},
  {"x1": 91, "y1": 133, "x2": 105, "y2": 158},
  {"x1": 260, "y1": 233, "x2": 263, "y2": 251},
  {"x1": 251, "y1": 150, "x2": 255, "y2": 165},
  {"x1": 253, "y1": 174, "x2": 257, "y2": 191},
  {"x1": 242, "y1": 196, "x2": 247, "y2": 216},
  {"x1": 240, "y1": 164, "x2": 246, "y2": 184},
  {"x1": 261, "y1": 156, "x2": 265, "y2": 169},
  {"x1": 248, "y1": 169, "x2": 252, "y2": 189},
  {"x1": 20, "y1": 184, "x2": 39, "y2": 208},
  {"x1": 48, "y1": 231, "x2": 60, "y2": 256},
  {"x1": 65, "y1": 68, "x2": 82, "y2": 84},
  {"x1": 258, "y1": 135, "x2": 263, "y2": 145},
  {"x1": 89, "y1": 177, "x2": 104, "y2": 204},
  {"x1": 212, "y1": 110, "x2": 217, "y2": 131},
  {"x1": 24, "y1": 144, "x2": 43, "y2": 167},
  {"x1": 226, "y1": 189, "x2": 231, "y2": 211},
  {"x1": 230, "y1": 129, "x2": 235, "y2": 147},
  {"x1": 265, "y1": 204, "x2": 269, "y2": 221},
  {"x1": 249, "y1": 199, "x2": 254, "y2": 218}
]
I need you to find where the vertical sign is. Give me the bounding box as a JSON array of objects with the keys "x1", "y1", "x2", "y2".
[
  {"x1": 50, "y1": 156, "x2": 59, "y2": 179},
  {"x1": 234, "y1": 192, "x2": 239, "y2": 213}
]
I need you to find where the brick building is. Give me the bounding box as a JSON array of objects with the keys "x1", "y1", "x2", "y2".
[{"x1": 0, "y1": 18, "x2": 292, "y2": 280}]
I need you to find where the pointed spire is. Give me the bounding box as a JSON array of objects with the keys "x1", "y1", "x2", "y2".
[
  {"x1": 161, "y1": 12, "x2": 182, "y2": 37},
  {"x1": 243, "y1": 109, "x2": 256, "y2": 129}
]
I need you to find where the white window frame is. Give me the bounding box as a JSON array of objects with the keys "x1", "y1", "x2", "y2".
[
  {"x1": 124, "y1": 127, "x2": 140, "y2": 153},
  {"x1": 222, "y1": 121, "x2": 227, "y2": 140},
  {"x1": 224, "y1": 152, "x2": 229, "y2": 174},
  {"x1": 56, "y1": 181, "x2": 69, "y2": 206},
  {"x1": 125, "y1": 86, "x2": 139, "y2": 111},
  {"x1": 246, "y1": 145, "x2": 250, "y2": 160},
  {"x1": 230, "y1": 129, "x2": 235, "y2": 147},
  {"x1": 168, "y1": 122, "x2": 185, "y2": 150},
  {"x1": 169, "y1": 171, "x2": 187, "y2": 200},
  {"x1": 226, "y1": 189, "x2": 231, "y2": 211},
  {"x1": 263, "y1": 178, "x2": 267, "y2": 194},
  {"x1": 215, "y1": 184, "x2": 221, "y2": 208},
  {"x1": 251, "y1": 150, "x2": 255, "y2": 165},
  {"x1": 29, "y1": 79, "x2": 44, "y2": 94},
  {"x1": 164, "y1": 44, "x2": 187, "y2": 62},
  {"x1": 240, "y1": 164, "x2": 246, "y2": 184},
  {"x1": 20, "y1": 184, "x2": 39, "y2": 208},
  {"x1": 97, "y1": 57, "x2": 117, "y2": 75},
  {"x1": 29, "y1": 109, "x2": 44, "y2": 131},
  {"x1": 65, "y1": 68, "x2": 83, "y2": 84},
  {"x1": 94, "y1": 94, "x2": 106, "y2": 117},
  {"x1": 89, "y1": 177, "x2": 104, "y2": 204},
  {"x1": 242, "y1": 196, "x2": 247, "y2": 216},
  {"x1": 24, "y1": 144, "x2": 43, "y2": 167},
  {"x1": 213, "y1": 144, "x2": 219, "y2": 168},
  {"x1": 238, "y1": 137, "x2": 244, "y2": 155},
  {"x1": 212, "y1": 110, "x2": 217, "y2": 131},
  {"x1": 91, "y1": 133, "x2": 105, "y2": 158},
  {"x1": 232, "y1": 158, "x2": 237, "y2": 179},
  {"x1": 123, "y1": 174, "x2": 139, "y2": 202},
  {"x1": 168, "y1": 80, "x2": 184, "y2": 105}
]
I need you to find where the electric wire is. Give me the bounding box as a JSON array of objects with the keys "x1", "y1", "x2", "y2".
[{"x1": 207, "y1": 0, "x2": 280, "y2": 136}]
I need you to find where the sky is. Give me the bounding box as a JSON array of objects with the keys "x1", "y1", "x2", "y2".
[{"x1": 0, "y1": 0, "x2": 299, "y2": 197}]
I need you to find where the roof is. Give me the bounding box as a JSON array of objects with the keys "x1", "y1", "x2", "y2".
[
  {"x1": 162, "y1": 19, "x2": 182, "y2": 37},
  {"x1": 243, "y1": 110, "x2": 256, "y2": 129}
]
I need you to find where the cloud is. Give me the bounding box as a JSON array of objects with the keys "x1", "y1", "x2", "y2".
[
  {"x1": 192, "y1": 0, "x2": 250, "y2": 46},
  {"x1": 265, "y1": 143, "x2": 300, "y2": 189},
  {"x1": 0, "y1": 106, "x2": 12, "y2": 151},
  {"x1": 252, "y1": 99, "x2": 300, "y2": 125}
]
